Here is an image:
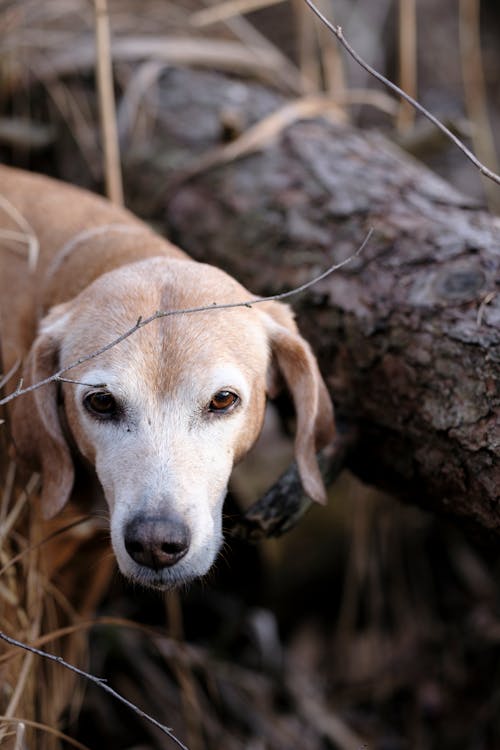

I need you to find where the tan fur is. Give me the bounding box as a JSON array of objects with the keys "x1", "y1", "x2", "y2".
[{"x1": 0, "y1": 165, "x2": 334, "y2": 588}]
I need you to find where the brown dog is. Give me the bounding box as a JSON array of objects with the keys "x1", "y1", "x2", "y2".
[{"x1": 0, "y1": 165, "x2": 334, "y2": 589}]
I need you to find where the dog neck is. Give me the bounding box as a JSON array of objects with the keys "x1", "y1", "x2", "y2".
[{"x1": 39, "y1": 223, "x2": 184, "y2": 317}]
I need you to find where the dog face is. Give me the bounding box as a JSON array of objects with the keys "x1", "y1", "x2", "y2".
[{"x1": 12, "y1": 257, "x2": 334, "y2": 589}]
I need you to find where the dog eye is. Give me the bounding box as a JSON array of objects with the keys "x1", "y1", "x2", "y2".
[
  {"x1": 84, "y1": 391, "x2": 119, "y2": 419},
  {"x1": 208, "y1": 390, "x2": 239, "y2": 414}
]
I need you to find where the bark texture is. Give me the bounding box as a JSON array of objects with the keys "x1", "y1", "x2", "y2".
[{"x1": 147, "y1": 70, "x2": 500, "y2": 533}]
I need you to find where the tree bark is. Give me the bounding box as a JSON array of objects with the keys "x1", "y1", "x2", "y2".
[{"x1": 141, "y1": 69, "x2": 500, "y2": 534}]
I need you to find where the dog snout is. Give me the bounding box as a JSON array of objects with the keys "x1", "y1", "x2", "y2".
[{"x1": 124, "y1": 514, "x2": 191, "y2": 570}]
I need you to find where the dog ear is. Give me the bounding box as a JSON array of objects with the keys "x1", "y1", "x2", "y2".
[
  {"x1": 264, "y1": 302, "x2": 335, "y2": 504},
  {"x1": 11, "y1": 309, "x2": 74, "y2": 519}
]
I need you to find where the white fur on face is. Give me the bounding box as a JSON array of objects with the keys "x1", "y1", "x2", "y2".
[{"x1": 70, "y1": 364, "x2": 253, "y2": 589}]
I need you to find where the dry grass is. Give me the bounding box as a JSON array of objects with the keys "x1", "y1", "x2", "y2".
[
  {"x1": 458, "y1": 0, "x2": 500, "y2": 211},
  {"x1": 1, "y1": 0, "x2": 500, "y2": 748},
  {"x1": 0, "y1": 461, "x2": 41, "y2": 749},
  {"x1": 0, "y1": 449, "x2": 68, "y2": 750},
  {"x1": 0, "y1": 444, "x2": 111, "y2": 749}
]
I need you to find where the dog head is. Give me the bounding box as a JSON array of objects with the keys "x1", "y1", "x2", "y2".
[{"x1": 12, "y1": 257, "x2": 334, "y2": 589}]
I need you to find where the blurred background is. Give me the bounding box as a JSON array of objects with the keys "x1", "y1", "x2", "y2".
[{"x1": 1, "y1": 1, "x2": 500, "y2": 748}]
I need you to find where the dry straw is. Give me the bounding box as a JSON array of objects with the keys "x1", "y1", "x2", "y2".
[{"x1": 1, "y1": 0, "x2": 499, "y2": 748}]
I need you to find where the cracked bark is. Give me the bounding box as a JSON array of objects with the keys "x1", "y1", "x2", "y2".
[{"x1": 130, "y1": 69, "x2": 499, "y2": 534}]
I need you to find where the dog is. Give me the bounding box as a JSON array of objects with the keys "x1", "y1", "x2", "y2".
[{"x1": 0, "y1": 165, "x2": 334, "y2": 590}]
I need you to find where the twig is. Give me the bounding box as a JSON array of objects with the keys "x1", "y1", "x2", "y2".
[
  {"x1": 476, "y1": 291, "x2": 496, "y2": 327},
  {"x1": 56, "y1": 377, "x2": 107, "y2": 388},
  {"x1": 0, "y1": 631, "x2": 189, "y2": 750},
  {"x1": 303, "y1": 0, "x2": 500, "y2": 187},
  {"x1": 0, "y1": 229, "x2": 372, "y2": 407},
  {"x1": 226, "y1": 423, "x2": 357, "y2": 541}
]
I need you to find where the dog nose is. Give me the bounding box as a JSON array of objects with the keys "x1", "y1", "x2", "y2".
[{"x1": 124, "y1": 514, "x2": 191, "y2": 570}]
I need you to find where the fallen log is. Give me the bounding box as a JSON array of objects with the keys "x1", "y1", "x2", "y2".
[
  {"x1": 141, "y1": 70, "x2": 500, "y2": 534},
  {"x1": 227, "y1": 423, "x2": 357, "y2": 542}
]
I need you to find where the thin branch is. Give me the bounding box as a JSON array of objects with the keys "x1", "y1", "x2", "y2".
[
  {"x1": 0, "y1": 631, "x2": 189, "y2": 750},
  {"x1": 56, "y1": 377, "x2": 107, "y2": 388},
  {"x1": 226, "y1": 424, "x2": 356, "y2": 541},
  {"x1": 303, "y1": 0, "x2": 500, "y2": 187},
  {"x1": 0, "y1": 229, "x2": 372, "y2": 407}
]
